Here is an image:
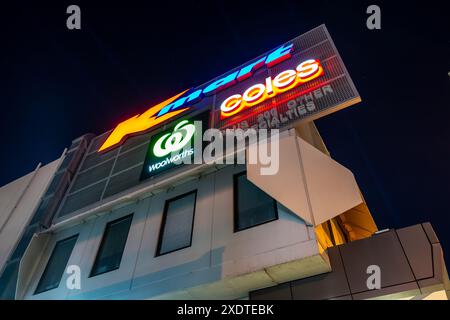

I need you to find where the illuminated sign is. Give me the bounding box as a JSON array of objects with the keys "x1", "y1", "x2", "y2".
[
  {"x1": 99, "y1": 44, "x2": 294, "y2": 152},
  {"x1": 98, "y1": 90, "x2": 190, "y2": 152},
  {"x1": 100, "y1": 25, "x2": 361, "y2": 152},
  {"x1": 220, "y1": 59, "x2": 324, "y2": 119},
  {"x1": 153, "y1": 120, "x2": 196, "y2": 158},
  {"x1": 154, "y1": 43, "x2": 294, "y2": 118},
  {"x1": 140, "y1": 112, "x2": 209, "y2": 180},
  {"x1": 216, "y1": 26, "x2": 361, "y2": 131}
]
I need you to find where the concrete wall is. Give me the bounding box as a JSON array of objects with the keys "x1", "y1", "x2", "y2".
[
  {"x1": 21, "y1": 164, "x2": 328, "y2": 300},
  {"x1": 0, "y1": 160, "x2": 60, "y2": 272}
]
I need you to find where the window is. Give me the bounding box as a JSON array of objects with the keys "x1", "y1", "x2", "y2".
[
  {"x1": 90, "y1": 214, "x2": 133, "y2": 277},
  {"x1": 156, "y1": 191, "x2": 197, "y2": 256},
  {"x1": 0, "y1": 261, "x2": 20, "y2": 299},
  {"x1": 34, "y1": 235, "x2": 78, "y2": 294},
  {"x1": 234, "y1": 171, "x2": 278, "y2": 232}
]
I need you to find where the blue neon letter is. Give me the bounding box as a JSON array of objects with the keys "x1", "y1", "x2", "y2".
[
  {"x1": 236, "y1": 57, "x2": 266, "y2": 82},
  {"x1": 202, "y1": 71, "x2": 239, "y2": 96},
  {"x1": 265, "y1": 43, "x2": 294, "y2": 68}
]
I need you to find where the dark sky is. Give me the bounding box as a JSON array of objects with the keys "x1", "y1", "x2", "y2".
[{"x1": 2, "y1": 1, "x2": 449, "y2": 265}]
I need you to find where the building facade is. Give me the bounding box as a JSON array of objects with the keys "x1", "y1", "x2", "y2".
[{"x1": 0, "y1": 25, "x2": 448, "y2": 300}]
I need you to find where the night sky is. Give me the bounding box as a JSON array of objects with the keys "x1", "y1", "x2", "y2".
[{"x1": 2, "y1": 1, "x2": 449, "y2": 265}]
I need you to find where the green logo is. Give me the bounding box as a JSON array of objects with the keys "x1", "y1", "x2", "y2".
[{"x1": 153, "y1": 120, "x2": 196, "y2": 157}]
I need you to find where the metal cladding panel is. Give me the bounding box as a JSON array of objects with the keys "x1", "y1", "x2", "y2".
[
  {"x1": 396, "y1": 224, "x2": 434, "y2": 280},
  {"x1": 119, "y1": 131, "x2": 153, "y2": 153},
  {"x1": 57, "y1": 151, "x2": 75, "y2": 173},
  {"x1": 88, "y1": 131, "x2": 111, "y2": 154},
  {"x1": 29, "y1": 196, "x2": 52, "y2": 225},
  {"x1": 249, "y1": 223, "x2": 447, "y2": 300},
  {"x1": 0, "y1": 174, "x2": 33, "y2": 230},
  {"x1": 80, "y1": 148, "x2": 118, "y2": 172},
  {"x1": 56, "y1": 24, "x2": 361, "y2": 219},
  {"x1": 103, "y1": 165, "x2": 143, "y2": 198},
  {"x1": 339, "y1": 230, "x2": 416, "y2": 293},
  {"x1": 45, "y1": 171, "x2": 65, "y2": 196},
  {"x1": 214, "y1": 24, "x2": 360, "y2": 130},
  {"x1": 57, "y1": 141, "x2": 149, "y2": 218},
  {"x1": 0, "y1": 160, "x2": 60, "y2": 274},
  {"x1": 70, "y1": 160, "x2": 114, "y2": 193},
  {"x1": 113, "y1": 144, "x2": 147, "y2": 174},
  {"x1": 289, "y1": 246, "x2": 350, "y2": 300},
  {"x1": 422, "y1": 222, "x2": 439, "y2": 244},
  {"x1": 9, "y1": 226, "x2": 37, "y2": 261}
]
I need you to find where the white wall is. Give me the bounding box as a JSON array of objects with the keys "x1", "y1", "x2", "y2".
[
  {"x1": 0, "y1": 160, "x2": 61, "y2": 272},
  {"x1": 23, "y1": 164, "x2": 326, "y2": 300}
]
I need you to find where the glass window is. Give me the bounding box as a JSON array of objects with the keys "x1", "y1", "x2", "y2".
[
  {"x1": 0, "y1": 261, "x2": 20, "y2": 299},
  {"x1": 90, "y1": 214, "x2": 133, "y2": 277},
  {"x1": 34, "y1": 235, "x2": 78, "y2": 294},
  {"x1": 156, "y1": 191, "x2": 197, "y2": 256},
  {"x1": 234, "y1": 172, "x2": 278, "y2": 231}
]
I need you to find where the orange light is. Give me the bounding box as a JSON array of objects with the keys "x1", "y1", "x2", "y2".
[{"x1": 98, "y1": 90, "x2": 190, "y2": 152}]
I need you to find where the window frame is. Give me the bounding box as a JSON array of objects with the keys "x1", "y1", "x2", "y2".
[
  {"x1": 233, "y1": 171, "x2": 279, "y2": 233},
  {"x1": 34, "y1": 234, "x2": 79, "y2": 295},
  {"x1": 155, "y1": 190, "x2": 198, "y2": 257},
  {"x1": 89, "y1": 213, "x2": 134, "y2": 278}
]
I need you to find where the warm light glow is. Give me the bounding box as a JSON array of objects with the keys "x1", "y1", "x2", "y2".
[
  {"x1": 98, "y1": 90, "x2": 190, "y2": 152},
  {"x1": 220, "y1": 59, "x2": 324, "y2": 119}
]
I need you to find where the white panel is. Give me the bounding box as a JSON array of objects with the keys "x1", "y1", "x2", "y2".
[
  {"x1": 247, "y1": 134, "x2": 312, "y2": 224},
  {"x1": 247, "y1": 133, "x2": 363, "y2": 226},
  {"x1": 16, "y1": 233, "x2": 51, "y2": 300},
  {"x1": 23, "y1": 220, "x2": 95, "y2": 300},
  {"x1": 298, "y1": 136, "x2": 363, "y2": 225}
]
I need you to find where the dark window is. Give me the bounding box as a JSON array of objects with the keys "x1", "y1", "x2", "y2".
[
  {"x1": 234, "y1": 171, "x2": 278, "y2": 232},
  {"x1": 156, "y1": 191, "x2": 197, "y2": 256},
  {"x1": 34, "y1": 235, "x2": 78, "y2": 294},
  {"x1": 90, "y1": 214, "x2": 133, "y2": 277},
  {"x1": 0, "y1": 261, "x2": 20, "y2": 299}
]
